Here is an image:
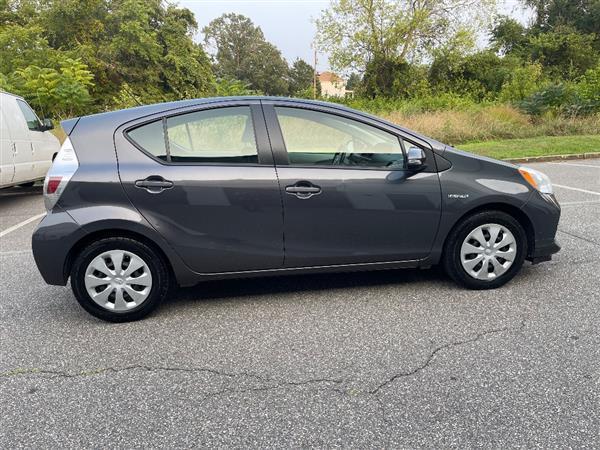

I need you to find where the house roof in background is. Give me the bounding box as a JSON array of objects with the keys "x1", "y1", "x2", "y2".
[{"x1": 318, "y1": 71, "x2": 344, "y2": 83}]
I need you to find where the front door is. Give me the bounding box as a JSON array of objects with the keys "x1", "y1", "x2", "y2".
[
  {"x1": 264, "y1": 103, "x2": 442, "y2": 267},
  {"x1": 115, "y1": 102, "x2": 284, "y2": 274}
]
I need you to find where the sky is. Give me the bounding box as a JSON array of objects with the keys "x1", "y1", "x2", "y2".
[{"x1": 180, "y1": 0, "x2": 533, "y2": 72}]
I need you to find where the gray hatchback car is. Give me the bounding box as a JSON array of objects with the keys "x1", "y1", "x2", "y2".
[{"x1": 32, "y1": 97, "x2": 561, "y2": 322}]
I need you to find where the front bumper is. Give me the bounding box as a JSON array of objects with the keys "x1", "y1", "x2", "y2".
[
  {"x1": 522, "y1": 191, "x2": 561, "y2": 265},
  {"x1": 529, "y1": 238, "x2": 561, "y2": 264}
]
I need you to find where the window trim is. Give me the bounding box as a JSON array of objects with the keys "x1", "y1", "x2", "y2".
[{"x1": 123, "y1": 104, "x2": 268, "y2": 167}]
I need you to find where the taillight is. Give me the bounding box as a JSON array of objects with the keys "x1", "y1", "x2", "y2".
[
  {"x1": 46, "y1": 176, "x2": 62, "y2": 194},
  {"x1": 44, "y1": 137, "x2": 79, "y2": 211}
]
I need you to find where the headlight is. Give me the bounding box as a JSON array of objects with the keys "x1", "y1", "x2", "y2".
[{"x1": 518, "y1": 166, "x2": 553, "y2": 195}]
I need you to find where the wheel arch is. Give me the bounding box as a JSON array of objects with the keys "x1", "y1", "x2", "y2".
[
  {"x1": 64, "y1": 228, "x2": 176, "y2": 284},
  {"x1": 442, "y1": 202, "x2": 535, "y2": 259}
]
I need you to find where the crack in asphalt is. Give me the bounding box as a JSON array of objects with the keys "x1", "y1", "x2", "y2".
[
  {"x1": 1, "y1": 322, "x2": 526, "y2": 446},
  {"x1": 0, "y1": 364, "x2": 345, "y2": 391},
  {"x1": 368, "y1": 319, "x2": 527, "y2": 395},
  {"x1": 2, "y1": 321, "x2": 526, "y2": 396}
]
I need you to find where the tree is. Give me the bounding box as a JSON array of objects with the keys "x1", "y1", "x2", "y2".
[
  {"x1": 345, "y1": 73, "x2": 362, "y2": 91},
  {"x1": 13, "y1": 58, "x2": 94, "y2": 118},
  {"x1": 490, "y1": 16, "x2": 529, "y2": 56},
  {"x1": 1, "y1": 0, "x2": 216, "y2": 114},
  {"x1": 315, "y1": 0, "x2": 498, "y2": 72},
  {"x1": 203, "y1": 13, "x2": 289, "y2": 96},
  {"x1": 428, "y1": 30, "x2": 522, "y2": 99},
  {"x1": 498, "y1": 63, "x2": 544, "y2": 102},
  {"x1": 156, "y1": 5, "x2": 215, "y2": 100},
  {"x1": 526, "y1": 0, "x2": 600, "y2": 45},
  {"x1": 288, "y1": 58, "x2": 315, "y2": 96},
  {"x1": 528, "y1": 26, "x2": 599, "y2": 78}
]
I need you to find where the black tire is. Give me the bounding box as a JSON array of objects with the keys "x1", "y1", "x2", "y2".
[
  {"x1": 70, "y1": 237, "x2": 171, "y2": 322},
  {"x1": 442, "y1": 211, "x2": 527, "y2": 290}
]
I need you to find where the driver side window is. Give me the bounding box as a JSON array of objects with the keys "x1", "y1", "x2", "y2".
[{"x1": 274, "y1": 107, "x2": 405, "y2": 169}]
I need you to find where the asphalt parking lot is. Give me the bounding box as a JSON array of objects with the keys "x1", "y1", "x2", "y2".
[{"x1": 1, "y1": 160, "x2": 599, "y2": 448}]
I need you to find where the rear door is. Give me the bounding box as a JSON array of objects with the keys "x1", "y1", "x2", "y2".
[
  {"x1": 263, "y1": 102, "x2": 442, "y2": 267},
  {"x1": 2, "y1": 96, "x2": 32, "y2": 184},
  {"x1": 0, "y1": 104, "x2": 14, "y2": 186},
  {"x1": 15, "y1": 99, "x2": 56, "y2": 178},
  {"x1": 115, "y1": 101, "x2": 284, "y2": 274}
]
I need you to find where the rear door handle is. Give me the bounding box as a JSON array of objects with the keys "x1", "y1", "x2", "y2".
[
  {"x1": 135, "y1": 177, "x2": 174, "y2": 193},
  {"x1": 285, "y1": 182, "x2": 322, "y2": 199}
]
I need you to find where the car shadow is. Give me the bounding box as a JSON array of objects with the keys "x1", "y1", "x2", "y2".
[
  {"x1": 0, "y1": 185, "x2": 43, "y2": 198},
  {"x1": 168, "y1": 266, "x2": 450, "y2": 305}
]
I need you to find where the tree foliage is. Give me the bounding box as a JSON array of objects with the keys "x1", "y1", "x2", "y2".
[
  {"x1": 1, "y1": 0, "x2": 215, "y2": 117},
  {"x1": 316, "y1": 0, "x2": 497, "y2": 71},
  {"x1": 13, "y1": 58, "x2": 94, "y2": 117},
  {"x1": 203, "y1": 13, "x2": 289, "y2": 96},
  {"x1": 1, "y1": 0, "x2": 598, "y2": 120},
  {"x1": 288, "y1": 58, "x2": 317, "y2": 96}
]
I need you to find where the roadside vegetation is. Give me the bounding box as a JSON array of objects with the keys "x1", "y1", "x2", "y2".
[
  {"x1": 1, "y1": 0, "x2": 598, "y2": 159},
  {"x1": 461, "y1": 135, "x2": 600, "y2": 160}
]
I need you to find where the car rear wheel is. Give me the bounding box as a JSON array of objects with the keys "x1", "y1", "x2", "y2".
[
  {"x1": 71, "y1": 237, "x2": 170, "y2": 322},
  {"x1": 443, "y1": 211, "x2": 527, "y2": 289}
]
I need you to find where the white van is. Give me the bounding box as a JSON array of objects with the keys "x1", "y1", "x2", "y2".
[{"x1": 0, "y1": 91, "x2": 60, "y2": 188}]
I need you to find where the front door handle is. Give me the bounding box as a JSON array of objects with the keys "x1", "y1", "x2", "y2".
[
  {"x1": 135, "y1": 176, "x2": 174, "y2": 194},
  {"x1": 285, "y1": 181, "x2": 322, "y2": 199}
]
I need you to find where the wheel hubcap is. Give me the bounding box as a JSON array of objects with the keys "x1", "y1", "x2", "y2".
[
  {"x1": 460, "y1": 223, "x2": 517, "y2": 280},
  {"x1": 84, "y1": 250, "x2": 153, "y2": 311}
]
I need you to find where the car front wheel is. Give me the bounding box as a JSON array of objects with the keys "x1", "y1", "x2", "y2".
[
  {"x1": 443, "y1": 211, "x2": 527, "y2": 289},
  {"x1": 70, "y1": 237, "x2": 170, "y2": 322}
]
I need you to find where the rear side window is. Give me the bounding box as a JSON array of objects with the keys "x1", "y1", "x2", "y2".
[
  {"x1": 166, "y1": 107, "x2": 257, "y2": 163},
  {"x1": 126, "y1": 106, "x2": 258, "y2": 164},
  {"x1": 16, "y1": 100, "x2": 41, "y2": 131}
]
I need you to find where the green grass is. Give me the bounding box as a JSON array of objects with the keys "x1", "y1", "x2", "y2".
[{"x1": 459, "y1": 135, "x2": 600, "y2": 160}]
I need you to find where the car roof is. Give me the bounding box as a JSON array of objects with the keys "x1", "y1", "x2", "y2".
[
  {"x1": 64, "y1": 96, "x2": 446, "y2": 150},
  {"x1": 0, "y1": 90, "x2": 25, "y2": 100}
]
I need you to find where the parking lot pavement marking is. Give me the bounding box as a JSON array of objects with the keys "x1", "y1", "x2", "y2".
[
  {"x1": 553, "y1": 184, "x2": 600, "y2": 197},
  {"x1": 550, "y1": 162, "x2": 600, "y2": 169},
  {"x1": 0, "y1": 249, "x2": 32, "y2": 255},
  {"x1": 0, "y1": 213, "x2": 45, "y2": 238},
  {"x1": 560, "y1": 200, "x2": 600, "y2": 207}
]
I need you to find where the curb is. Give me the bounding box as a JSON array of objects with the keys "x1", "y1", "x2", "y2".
[{"x1": 504, "y1": 152, "x2": 600, "y2": 164}]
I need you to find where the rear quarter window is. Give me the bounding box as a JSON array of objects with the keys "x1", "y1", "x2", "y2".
[{"x1": 127, "y1": 121, "x2": 168, "y2": 161}]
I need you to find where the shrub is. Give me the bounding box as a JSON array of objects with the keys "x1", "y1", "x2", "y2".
[
  {"x1": 499, "y1": 63, "x2": 544, "y2": 103},
  {"x1": 573, "y1": 64, "x2": 600, "y2": 114},
  {"x1": 519, "y1": 83, "x2": 575, "y2": 116},
  {"x1": 380, "y1": 104, "x2": 599, "y2": 145}
]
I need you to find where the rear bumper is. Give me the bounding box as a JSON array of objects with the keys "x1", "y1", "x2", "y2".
[
  {"x1": 529, "y1": 238, "x2": 561, "y2": 264},
  {"x1": 32, "y1": 206, "x2": 85, "y2": 285}
]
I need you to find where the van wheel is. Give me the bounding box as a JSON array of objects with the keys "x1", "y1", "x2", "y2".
[
  {"x1": 443, "y1": 211, "x2": 527, "y2": 290},
  {"x1": 70, "y1": 237, "x2": 170, "y2": 322}
]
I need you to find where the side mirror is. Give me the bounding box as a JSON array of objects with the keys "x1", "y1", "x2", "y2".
[
  {"x1": 407, "y1": 146, "x2": 426, "y2": 169},
  {"x1": 40, "y1": 118, "x2": 54, "y2": 131}
]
